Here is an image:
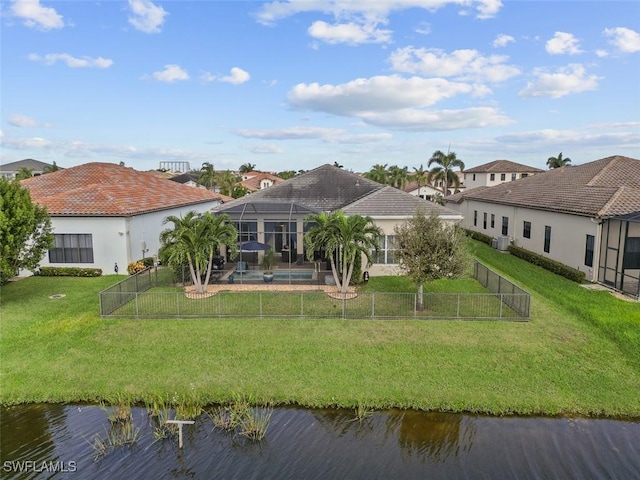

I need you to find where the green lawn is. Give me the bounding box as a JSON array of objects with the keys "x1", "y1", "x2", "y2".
[{"x1": 1, "y1": 242, "x2": 639, "y2": 417}]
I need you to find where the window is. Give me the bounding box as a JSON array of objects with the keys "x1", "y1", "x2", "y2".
[
  {"x1": 233, "y1": 221, "x2": 257, "y2": 243},
  {"x1": 472, "y1": 174, "x2": 476, "y2": 181},
  {"x1": 523, "y1": 221, "x2": 531, "y2": 239},
  {"x1": 491, "y1": 214, "x2": 495, "y2": 229},
  {"x1": 502, "y1": 216, "x2": 509, "y2": 236},
  {"x1": 374, "y1": 235, "x2": 398, "y2": 264},
  {"x1": 500, "y1": 173, "x2": 506, "y2": 181},
  {"x1": 483, "y1": 213, "x2": 487, "y2": 230},
  {"x1": 544, "y1": 226, "x2": 551, "y2": 253},
  {"x1": 585, "y1": 234, "x2": 595, "y2": 267},
  {"x1": 49, "y1": 234, "x2": 94, "y2": 263},
  {"x1": 511, "y1": 173, "x2": 517, "y2": 181},
  {"x1": 623, "y1": 237, "x2": 640, "y2": 269},
  {"x1": 473, "y1": 210, "x2": 478, "y2": 226},
  {"x1": 521, "y1": 173, "x2": 528, "y2": 178},
  {"x1": 490, "y1": 173, "x2": 495, "y2": 181}
]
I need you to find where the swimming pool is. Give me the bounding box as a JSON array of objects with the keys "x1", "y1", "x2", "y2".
[{"x1": 235, "y1": 270, "x2": 314, "y2": 281}]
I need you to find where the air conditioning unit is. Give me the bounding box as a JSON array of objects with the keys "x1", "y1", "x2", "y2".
[
  {"x1": 491, "y1": 238, "x2": 498, "y2": 249},
  {"x1": 497, "y1": 235, "x2": 510, "y2": 251}
]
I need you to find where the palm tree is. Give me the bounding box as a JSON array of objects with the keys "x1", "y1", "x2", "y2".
[
  {"x1": 239, "y1": 163, "x2": 256, "y2": 174},
  {"x1": 304, "y1": 211, "x2": 381, "y2": 294},
  {"x1": 411, "y1": 164, "x2": 428, "y2": 193},
  {"x1": 547, "y1": 152, "x2": 571, "y2": 169},
  {"x1": 427, "y1": 150, "x2": 465, "y2": 196},
  {"x1": 42, "y1": 161, "x2": 59, "y2": 174},
  {"x1": 160, "y1": 211, "x2": 237, "y2": 294},
  {"x1": 199, "y1": 162, "x2": 217, "y2": 190},
  {"x1": 15, "y1": 167, "x2": 33, "y2": 180},
  {"x1": 217, "y1": 170, "x2": 241, "y2": 196},
  {"x1": 388, "y1": 165, "x2": 410, "y2": 190},
  {"x1": 363, "y1": 164, "x2": 389, "y2": 185}
]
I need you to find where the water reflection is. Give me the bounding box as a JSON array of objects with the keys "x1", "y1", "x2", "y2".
[{"x1": 1, "y1": 404, "x2": 638, "y2": 480}]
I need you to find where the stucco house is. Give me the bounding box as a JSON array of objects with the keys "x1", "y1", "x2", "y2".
[
  {"x1": 445, "y1": 155, "x2": 640, "y2": 298},
  {"x1": 463, "y1": 160, "x2": 544, "y2": 190},
  {"x1": 213, "y1": 164, "x2": 463, "y2": 276},
  {"x1": 240, "y1": 171, "x2": 284, "y2": 192},
  {"x1": 21, "y1": 162, "x2": 225, "y2": 275}
]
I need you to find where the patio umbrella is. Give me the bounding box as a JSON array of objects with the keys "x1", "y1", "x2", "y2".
[
  {"x1": 238, "y1": 241, "x2": 271, "y2": 252},
  {"x1": 236, "y1": 241, "x2": 272, "y2": 272}
]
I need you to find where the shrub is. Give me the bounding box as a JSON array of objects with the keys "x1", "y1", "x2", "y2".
[
  {"x1": 463, "y1": 228, "x2": 493, "y2": 246},
  {"x1": 508, "y1": 245, "x2": 586, "y2": 283},
  {"x1": 39, "y1": 266, "x2": 102, "y2": 277},
  {"x1": 127, "y1": 261, "x2": 146, "y2": 275},
  {"x1": 141, "y1": 257, "x2": 155, "y2": 268}
]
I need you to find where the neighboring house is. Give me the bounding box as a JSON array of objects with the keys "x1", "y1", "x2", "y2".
[
  {"x1": 213, "y1": 164, "x2": 463, "y2": 276},
  {"x1": 240, "y1": 171, "x2": 284, "y2": 192},
  {"x1": 445, "y1": 155, "x2": 640, "y2": 298},
  {"x1": 21, "y1": 162, "x2": 225, "y2": 276},
  {"x1": 1, "y1": 158, "x2": 59, "y2": 179},
  {"x1": 463, "y1": 160, "x2": 544, "y2": 190},
  {"x1": 169, "y1": 172, "x2": 206, "y2": 189},
  {"x1": 404, "y1": 181, "x2": 445, "y2": 201}
]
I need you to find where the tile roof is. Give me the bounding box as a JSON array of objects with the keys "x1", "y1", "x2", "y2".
[
  {"x1": 215, "y1": 164, "x2": 460, "y2": 218},
  {"x1": 21, "y1": 162, "x2": 223, "y2": 216},
  {"x1": 342, "y1": 186, "x2": 461, "y2": 217},
  {"x1": 445, "y1": 155, "x2": 640, "y2": 217},
  {"x1": 1, "y1": 158, "x2": 57, "y2": 172},
  {"x1": 464, "y1": 160, "x2": 544, "y2": 174},
  {"x1": 240, "y1": 172, "x2": 285, "y2": 191},
  {"x1": 219, "y1": 164, "x2": 384, "y2": 212}
]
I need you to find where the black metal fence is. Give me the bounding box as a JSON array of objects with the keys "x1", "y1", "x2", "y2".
[
  {"x1": 473, "y1": 261, "x2": 530, "y2": 318},
  {"x1": 99, "y1": 262, "x2": 530, "y2": 321}
]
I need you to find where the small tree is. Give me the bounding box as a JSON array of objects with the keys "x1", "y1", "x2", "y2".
[
  {"x1": 394, "y1": 210, "x2": 471, "y2": 309},
  {"x1": 0, "y1": 178, "x2": 53, "y2": 284}
]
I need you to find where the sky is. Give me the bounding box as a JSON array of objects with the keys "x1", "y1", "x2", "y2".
[{"x1": 1, "y1": 0, "x2": 639, "y2": 174}]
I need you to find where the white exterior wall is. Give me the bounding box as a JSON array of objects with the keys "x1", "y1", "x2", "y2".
[
  {"x1": 37, "y1": 201, "x2": 220, "y2": 276},
  {"x1": 406, "y1": 185, "x2": 442, "y2": 200},
  {"x1": 449, "y1": 199, "x2": 599, "y2": 281},
  {"x1": 464, "y1": 172, "x2": 537, "y2": 189}
]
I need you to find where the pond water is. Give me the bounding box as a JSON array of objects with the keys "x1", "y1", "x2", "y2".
[{"x1": 1, "y1": 404, "x2": 639, "y2": 479}]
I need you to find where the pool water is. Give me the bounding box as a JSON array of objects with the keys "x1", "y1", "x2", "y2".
[{"x1": 236, "y1": 270, "x2": 314, "y2": 281}]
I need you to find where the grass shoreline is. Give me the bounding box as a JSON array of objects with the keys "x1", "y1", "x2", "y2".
[{"x1": 2, "y1": 240, "x2": 639, "y2": 418}]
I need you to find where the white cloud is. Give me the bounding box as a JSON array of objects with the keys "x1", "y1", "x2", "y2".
[
  {"x1": 150, "y1": 64, "x2": 189, "y2": 83},
  {"x1": 308, "y1": 20, "x2": 391, "y2": 44},
  {"x1": 388, "y1": 47, "x2": 520, "y2": 82},
  {"x1": 234, "y1": 126, "x2": 344, "y2": 140},
  {"x1": 518, "y1": 64, "x2": 600, "y2": 99},
  {"x1": 495, "y1": 126, "x2": 640, "y2": 148},
  {"x1": 244, "y1": 143, "x2": 285, "y2": 154},
  {"x1": 604, "y1": 27, "x2": 640, "y2": 53},
  {"x1": 324, "y1": 133, "x2": 392, "y2": 144},
  {"x1": 414, "y1": 22, "x2": 431, "y2": 35},
  {"x1": 545, "y1": 32, "x2": 583, "y2": 55},
  {"x1": 595, "y1": 49, "x2": 609, "y2": 58},
  {"x1": 8, "y1": 114, "x2": 48, "y2": 127},
  {"x1": 27, "y1": 53, "x2": 113, "y2": 68},
  {"x1": 359, "y1": 107, "x2": 512, "y2": 131},
  {"x1": 10, "y1": 0, "x2": 64, "y2": 30},
  {"x1": 493, "y1": 34, "x2": 515, "y2": 48},
  {"x1": 128, "y1": 0, "x2": 168, "y2": 33},
  {"x1": 220, "y1": 67, "x2": 250, "y2": 84},
  {"x1": 288, "y1": 75, "x2": 489, "y2": 117},
  {"x1": 255, "y1": 0, "x2": 503, "y2": 25}
]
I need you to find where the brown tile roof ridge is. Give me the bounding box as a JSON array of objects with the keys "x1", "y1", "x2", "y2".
[{"x1": 21, "y1": 162, "x2": 222, "y2": 216}]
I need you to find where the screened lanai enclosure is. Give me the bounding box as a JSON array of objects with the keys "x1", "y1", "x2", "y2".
[{"x1": 598, "y1": 213, "x2": 640, "y2": 299}]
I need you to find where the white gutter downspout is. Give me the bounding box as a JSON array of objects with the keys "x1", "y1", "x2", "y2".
[{"x1": 592, "y1": 217, "x2": 603, "y2": 283}]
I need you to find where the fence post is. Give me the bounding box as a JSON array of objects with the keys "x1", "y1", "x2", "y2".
[
  {"x1": 456, "y1": 294, "x2": 460, "y2": 318},
  {"x1": 135, "y1": 292, "x2": 139, "y2": 318},
  {"x1": 371, "y1": 293, "x2": 375, "y2": 318},
  {"x1": 499, "y1": 294, "x2": 503, "y2": 318},
  {"x1": 176, "y1": 292, "x2": 180, "y2": 316}
]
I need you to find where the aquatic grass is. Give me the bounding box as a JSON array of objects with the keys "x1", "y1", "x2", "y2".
[
  {"x1": 237, "y1": 407, "x2": 273, "y2": 441},
  {"x1": 86, "y1": 414, "x2": 141, "y2": 460},
  {"x1": 351, "y1": 402, "x2": 373, "y2": 422},
  {"x1": 172, "y1": 386, "x2": 203, "y2": 420},
  {"x1": 100, "y1": 394, "x2": 134, "y2": 424}
]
